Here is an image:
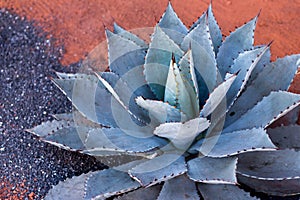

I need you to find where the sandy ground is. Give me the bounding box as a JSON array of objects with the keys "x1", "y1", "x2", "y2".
[
  {"x1": 2, "y1": 0, "x2": 300, "y2": 92},
  {"x1": 1, "y1": 0, "x2": 299, "y2": 65}
]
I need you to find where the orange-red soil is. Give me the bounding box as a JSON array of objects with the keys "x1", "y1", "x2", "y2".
[
  {"x1": 1, "y1": 0, "x2": 299, "y2": 65},
  {"x1": 2, "y1": 0, "x2": 300, "y2": 90}
]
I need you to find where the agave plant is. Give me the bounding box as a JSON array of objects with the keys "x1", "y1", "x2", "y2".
[{"x1": 28, "y1": 2, "x2": 300, "y2": 199}]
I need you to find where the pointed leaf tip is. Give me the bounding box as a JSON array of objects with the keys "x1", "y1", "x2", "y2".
[
  {"x1": 158, "y1": 1, "x2": 188, "y2": 45},
  {"x1": 217, "y1": 15, "x2": 258, "y2": 78}
]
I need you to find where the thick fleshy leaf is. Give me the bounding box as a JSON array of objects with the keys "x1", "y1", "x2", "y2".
[
  {"x1": 52, "y1": 110, "x2": 101, "y2": 128},
  {"x1": 187, "y1": 156, "x2": 237, "y2": 184},
  {"x1": 129, "y1": 154, "x2": 187, "y2": 187},
  {"x1": 45, "y1": 172, "x2": 92, "y2": 200},
  {"x1": 106, "y1": 29, "x2": 147, "y2": 76},
  {"x1": 27, "y1": 120, "x2": 90, "y2": 152},
  {"x1": 103, "y1": 30, "x2": 154, "y2": 112},
  {"x1": 191, "y1": 5, "x2": 222, "y2": 55},
  {"x1": 164, "y1": 55, "x2": 179, "y2": 106},
  {"x1": 84, "y1": 128, "x2": 166, "y2": 154},
  {"x1": 217, "y1": 15, "x2": 258, "y2": 78},
  {"x1": 53, "y1": 73, "x2": 127, "y2": 127},
  {"x1": 144, "y1": 26, "x2": 184, "y2": 99},
  {"x1": 94, "y1": 153, "x2": 149, "y2": 168},
  {"x1": 154, "y1": 117, "x2": 210, "y2": 150},
  {"x1": 106, "y1": 28, "x2": 156, "y2": 107},
  {"x1": 84, "y1": 169, "x2": 140, "y2": 199},
  {"x1": 113, "y1": 159, "x2": 147, "y2": 171},
  {"x1": 190, "y1": 5, "x2": 222, "y2": 56},
  {"x1": 192, "y1": 102, "x2": 228, "y2": 155},
  {"x1": 224, "y1": 91, "x2": 300, "y2": 133},
  {"x1": 267, "y1": 125, "x2": 300, "y2": 150},
  {"x1": 135, "y1": 97, "x2": 187, "y2": 124},
  {"x1": 53, "y1": 74, "x2": 100, "y2": 124},
  {"x1": 115, "y1": 184, "x2": 162, "y2": 200},
  {"x1": 181, "y1": 15, "x2": 217, "y2": 92},
  {"x1": 27, "y1": 119, "x2": 70, "y2": 137},
  {"x1": 246, "y1": 45, "x2": 271, "y2": 84},
  {"x1": 178, "y1": 50, "x2": 199, "y2": 103},
  {"x1": 157, "y1": 175, "x2": 199, "y2": 200},
  {"x1": 113, "y1": 22, "x2": 148, "y2": 48},
  {"x1": 226, "y1": 45, "x2": 270, "y2": 107},
  {"x1": 200, "y1": 74, "x2": 236, "y2": 118},
  {"x1": 178, "y1": 51, "x2": 200, "y2": 118},
  {"x1": 158, "y1": 2, "x2": 188, "y2": 45},
  {"x1": 197, "y1": 183, "x2": 258, "y2": 200},
  {"x1": 164, "y1": 55, "x2": 199, "y2": 118},
  {"x1": 190, "y1": 127, "x2": 276, "y2": 157},
  {"x1": 207, "y1": 4, "x2": 222, "y2": 55},
  {"x1": 226, "y1": 54, "x2": 300, "y2": 126},
  {"x1": 95, "y1": 72, "x2": 153, "y2": 128},
  {"x1": 107, "y1": 26, "x2": 155, "y2": 95},
  {"x1": 271, "y1": 104, "x2": 300, "y2": 127},
  {"x1": 28, "y1": 118, "x2": 146, "y2": 162},
  {"x1": 237, "y1": 149, "x2": 300, "y2": 196}
]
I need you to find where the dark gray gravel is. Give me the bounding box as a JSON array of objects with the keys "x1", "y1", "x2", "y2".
[{"x1": 0, "y1": 9, "x2": 105, "y2": 199}]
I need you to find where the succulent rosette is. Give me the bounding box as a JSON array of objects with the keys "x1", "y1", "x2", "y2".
[{"x1": 28, "y1": 2, "x2": 300, "y2": 199}]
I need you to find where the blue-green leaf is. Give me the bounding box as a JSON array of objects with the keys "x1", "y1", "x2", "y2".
[
  {"x1": 217, "y1": 15, "x2": 258, "y2": 78},
  {"x1": 190, "y1": 128, "x2": 276, "y2": 157},
  {"x1": 267, "y1": 125, "x2": 300, "y2": 150},
  {"x1": 200, "y1": 74, "x2": 236, "y2": 118},
  {"x1": 115, "y1": 184, "x2": 162, "y2": 200},
  {"x1": 154, "y1": 117, "x2": 210, "y2": 150},
  {"x1": 106, "y1": 29, "x2": 147, "y2": 76},
  {"x1": 84, "y1": 128, "x2": 166, "y2": 154},
  {"x1": 27, "y1": 120, "x2": 90, "y2": 152},
  {"x1": 95, "y1": 72, "x2": 152, "y2": 127},
  {"x1": 135, "y1": 97, "x2": 187, "y2": 124},
  {"x1": 178, "y1": 50, "x2": 200, "y2": 117},
  {"x1": 197, "y1": 183, "x2": 258, "y2": 200},
  {"x1": 106, "y1": 28, "x2": 155, "y2": 100},
  {"x1": 207, "y1": 4, "x2": 222, "y2": 55},
  {"x1": 105, "y1": 29, "x2": 156, "y2": 108},
  {"x1": 237, "y1": 149, "x2": 300, "y2": 196},
  {"x1": 164, "y1": 55, "x2": 179, "y2": 106},
  {"x1": 224, "y1": 91, "x2": 300, "y2": 133},
  {"x1": 226, "y1": 55, "x2": 300, "y2": 126},
  {"x1": 187, "y1": 156, "x2": 237, "y2": 184},
  {"x1": 226, "y1": 45, "x2": 270, "y2": 107},
  {"x1": 158, "y1": 2, "x2": 188, "y2": 45},
  {"x1": 84, "y1": 169, "x2": 140, "y2": 199},
  {"x1": 271, "y1": 104, "x2": 300, "y2": 126},
  {"x1": 191, "y1": 5, "x2": 222, "y2": 56},
  {"x1": 113, "y1": 22, "x2": 148, "y2": 48},
  {"x1": 164, "y1": 54, "x2": 200, "y2": 118},
  {"x1": 45, "y1": 172, "x2": 92, "y2": 200},
  {"x1": 178, "y1": 50, "x2": 199, "y2": 99},
  {"x1": 181, "y1": 15, "x2": 217, "y2": 92},
  {"x1": 144, "y1": 26, "x2": 184, "y2": 99},
  {"x1": 157, "y1": 175, "x2": 199, "y2": 200},
  {"x1": 129, "y1": 154, "x2": 187, "y2": 187},
  {"x1": 53, "y1": 74, "x2": 100, "y2": 124}
]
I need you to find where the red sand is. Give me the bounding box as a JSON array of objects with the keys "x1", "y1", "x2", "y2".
[
  {"x1": 2, "y1": 0, "x2": 300, "y2": 90},
  {"x1": 1, "y1": 0, "x2": 299, "y2": 65}
]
